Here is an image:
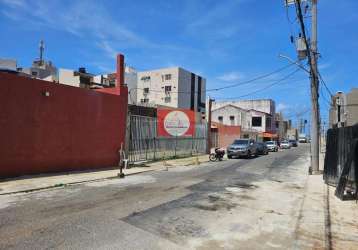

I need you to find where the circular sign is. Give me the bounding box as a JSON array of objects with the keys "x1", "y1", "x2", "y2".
[{"x1": 164, "y1": 111, "x2": 190, "y2": 136}]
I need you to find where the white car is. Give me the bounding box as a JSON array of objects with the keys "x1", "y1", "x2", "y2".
[{"x1": 280, "y1": 140, "x2": 291, "y2": 149}]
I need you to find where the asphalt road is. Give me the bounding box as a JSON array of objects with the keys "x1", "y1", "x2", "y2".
[{"x1": 0, "y1": 145, "x2": 310, "y2": 250}]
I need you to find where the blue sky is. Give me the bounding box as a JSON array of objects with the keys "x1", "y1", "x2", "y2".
[{"x1": 1, "y1": 0, "x2": 357, "y2": 127}]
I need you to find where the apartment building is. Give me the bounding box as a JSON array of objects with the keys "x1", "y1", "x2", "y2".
[{"x1": 136, "y1": 67, "x2": 206, "y2": 113}]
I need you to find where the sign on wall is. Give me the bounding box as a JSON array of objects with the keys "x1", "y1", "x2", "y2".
[{"x1": 157, "y1": 109, "x2": 195, "y2": 137}]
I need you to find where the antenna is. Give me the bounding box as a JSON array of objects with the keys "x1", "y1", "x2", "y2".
[{"x1": 39, "y1": 40, "x2": 45, "y2": 65}]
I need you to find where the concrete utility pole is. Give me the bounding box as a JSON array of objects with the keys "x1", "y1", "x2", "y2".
[
  {"x1": 294, "y1": 0, "x2": 320, "y2": 174},
  {"x1": 206, "y1": 98, "x2": 214, "y2": 154},
  {"x1": 309, "y1": 0, "x2": 320, "y2": 173}
]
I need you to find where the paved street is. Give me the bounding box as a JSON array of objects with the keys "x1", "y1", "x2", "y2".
[{"x1": 0, "y1": 145, "x2": 353, "y2": 249}]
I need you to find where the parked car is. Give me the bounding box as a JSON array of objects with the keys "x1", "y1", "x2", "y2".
[
  {"x1": 280, "y1": 140, "x2": 291, "y2": 149},
  {"x1": 227, "y1": 139, "x2": 258, "y2": 159},
  {"x1": 289, "y1": 139, "x2": 298, "y2": 147},
  {"x1": 265, "y1": 141, "x2": 278, "y2": 152},
  {"x1": 256, "y1": 142, "x2": 269, "y2": 155}
]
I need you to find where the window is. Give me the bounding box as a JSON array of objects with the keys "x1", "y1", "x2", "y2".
[
  {"x1": 140, "y1": 98, "x2": 149, "y2": 103},
  {"x1": 252, "y1": 117, "x2": 262, "y2": 127},
  {"x1": 141, "y1": 76, "x2": 150, "y2": 82},
  {"x1": 229, "y1": 116, "x2": 235, "y2": 125},
  {"x1": 218, "y1": 116, "x2": 223, "y2": 123},
  {"x1": 162, "y1": 74, "x2": 171, "y2": 81},
  {"x1": 164, "y1": 97, "x2": 171, "y2": 103},
  {"x1": 31, "y1": 71, "x2": 38, "y2": 76},
  {"x1": 266, "y1": 117, "x2": 271, "y2": 129},
  {"x1": 164, "y1": 86, "x2": 171, "y2": 92},
  {"x1": 143, "y1": 88, "x2": 149, "y2": 94}
]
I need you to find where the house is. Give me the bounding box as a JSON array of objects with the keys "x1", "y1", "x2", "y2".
[{"x1": 212, "y1": 99, "x2": 277, "y2": 140}]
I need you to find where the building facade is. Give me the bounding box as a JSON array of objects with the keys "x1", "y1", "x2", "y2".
[
  {"x1": 136, "y1": 67, "x2": 206, "y2": 113},
  {"x1": 212, "y1": 99, "x2": 276, "y2": 132},
  {"x1": 329, "y1": 89, "x2": 358, "y2": 128},
  {"x1": 211, "y1": 101, "x2": 276, "y2": 140}
]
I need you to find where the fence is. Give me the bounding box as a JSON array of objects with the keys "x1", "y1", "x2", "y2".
[
  {"x1": 128, "y1": 115, "x2": 207, "y2": 163},
  {"x1": 323, "y1": 124, "x2": 358, "y2": 199}
]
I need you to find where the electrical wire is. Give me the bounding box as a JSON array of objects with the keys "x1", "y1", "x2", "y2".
[
  {"x1": 128, "y1": 62, "x2": 297, "y2": 95},
  {"x1": 215, "y1": 68, "x2": 301, "y2": 100},
  {"x1": 317, "y1": 70, "x2": 333, "y2": 97},
  {"x1": 207, "y1": 63, "x2": 296, "y2": 91}
]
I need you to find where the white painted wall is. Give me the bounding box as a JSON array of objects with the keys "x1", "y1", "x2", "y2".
[
  {"x1": 136, "y1": 67, "x2": 206, "y2": 112},
  {"x1": 58, "y1": 69, "x2": 80, "y2": 87},
  {"x1": 213, "y1": 99, "x2": 276, "y2": 132}
]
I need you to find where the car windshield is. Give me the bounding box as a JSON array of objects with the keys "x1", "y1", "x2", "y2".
[
  {"x1": 289, "y1": 140, "x2": 295, "y2": 142},
  {"x1": 233, "y1": 140, "x2": 249, "y2": 145},
  {"x1": 266, "y1": 142, "x2": 274, "y2": 145}
]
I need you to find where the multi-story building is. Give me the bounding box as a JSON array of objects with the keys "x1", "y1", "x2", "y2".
[
  {"x1": 329, "y1": 89, "x2": 358, "y2": 128},
  {"x1": 58, "y1": 67, "x2": 97, "y2": 89},
  {"x1": 0, "y1": 59, "x2": 17, "y2": 71},
  {"x1": 136, "y1": 67, "x2": 206, "y2": 113}
]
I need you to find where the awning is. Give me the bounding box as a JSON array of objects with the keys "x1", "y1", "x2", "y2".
[{"x1": 259, "y1": 132, "x2": 278, "y2": 138}]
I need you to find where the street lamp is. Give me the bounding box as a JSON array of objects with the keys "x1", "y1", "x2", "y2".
[{"x1": 278, "y1": 54, "x2": 310, "y2": 74}]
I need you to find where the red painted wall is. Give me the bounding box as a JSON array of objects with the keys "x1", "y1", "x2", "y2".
[
  {"x1": 0, "y1": 72, "x2": 128, "y2": 178},
  {"x1": 213, "y1": 122, "x2": 241, "y2": 148},
  {"x1": 157, "y1": 109, "x2": 196, "y2": 137}
]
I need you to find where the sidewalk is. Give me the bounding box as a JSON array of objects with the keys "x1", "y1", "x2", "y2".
[
  {"x1": 295, "y1": 152, "x2": 358, "y2": 249},
  {"x1": 0, "y1": 154, "x2": 210, "y2": 195}
]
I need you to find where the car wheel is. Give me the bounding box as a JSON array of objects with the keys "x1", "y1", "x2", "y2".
[
  {"x1": 247, "y1": 151, "x2": 251, "y2": 159},
  {"x1": 228, "y1": 155, "x2": 232, "y2": 159}
]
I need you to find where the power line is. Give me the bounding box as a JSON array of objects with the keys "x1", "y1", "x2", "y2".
[
  {"x1": 317, "y1": 70, "x2": 333, "y2": 97},
  {"x1": 128, "y1": 62, "x2": 297, "y2": 95},
  {"x1": 207, "y1": 63, "x2": 296, "y2": 91},
  {"x1": 215, "y1": 68, "x2": 301, "y2": 100}
]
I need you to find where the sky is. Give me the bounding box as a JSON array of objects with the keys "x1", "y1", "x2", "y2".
[{"x1": 1, "y1": 0, "x2": 357, "y2": 128}]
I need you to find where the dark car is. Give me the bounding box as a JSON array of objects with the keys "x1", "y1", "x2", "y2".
[
  {"x1": 256, "y1": 142, "x2": 269, "y2": 155},
  {"x1": 289, "y1": 139, "x2": 298, "y2": 147},
  {"x1": 227, "y1": 139, "x2": 258, "y2": 159}
]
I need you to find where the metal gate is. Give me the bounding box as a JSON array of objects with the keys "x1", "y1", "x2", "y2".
[{"x1": 128, "y1": 115, "x2": 207, "y2": 163}]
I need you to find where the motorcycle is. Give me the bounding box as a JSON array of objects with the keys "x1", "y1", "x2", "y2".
[{"x1": 209, "y1": 148, "x2": 225, "y2": 161}]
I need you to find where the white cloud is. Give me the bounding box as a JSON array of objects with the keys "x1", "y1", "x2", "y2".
[
  {"x1": 277, "y1": 103, "x2": 289, "y2": 112},
  {"x1": 217, "y1": 71, "x2": 243, "y2": 82},
  {"x1": 0, "y1": 0, "x2": 157, "y2": 59}
]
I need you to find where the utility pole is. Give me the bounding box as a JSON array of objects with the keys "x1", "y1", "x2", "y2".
[
  {"x1": 294, "y1": 0, "x2": 320, "y2": 174},
  {"x1": 206, "y1": 98, "x2": 214, "y2": 154},
  {"x1": 310, "y1": 0, "x2": 320, "y2": 174}
]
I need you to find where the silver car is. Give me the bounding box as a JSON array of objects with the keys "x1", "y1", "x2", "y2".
[
  {"x1": 280, "y1": 140, "x2": 291, "y2": 149},
  {"x1": 227, "y1": 139, "x2": 258, "y2": 159},
  {"x1": 265, "y1": 141, "x2": 278, "y2": 152}
]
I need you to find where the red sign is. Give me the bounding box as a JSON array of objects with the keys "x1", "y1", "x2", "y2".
[{"x1": 157, "y1": 109, "x2": 196, "y2": 137}]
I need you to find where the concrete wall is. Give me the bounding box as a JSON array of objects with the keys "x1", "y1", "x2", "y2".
[
  {"x1": 0, "y1": 72, "x2": 128, "y2": 178},
  {"x1": 346, "y1": 88, "x2": 358, "y2": 126}
]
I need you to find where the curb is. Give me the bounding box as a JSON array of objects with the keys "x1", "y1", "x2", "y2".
[
  {"x1": 0, "y1": 157, "x2": 212, "y2": 196},
  {"x1": 0, "y1": 167, "x2": 162, "y2": 196}
]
